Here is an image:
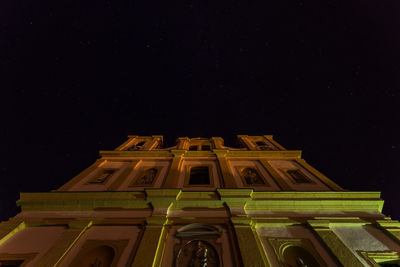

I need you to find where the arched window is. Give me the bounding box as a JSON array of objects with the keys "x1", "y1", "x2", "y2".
[
  {"x1": 283, "y1": 246, "x2": 319, "y2": 267},
  {"x1": 175, "y1": 224, "x2": 221, "y2": 267},
  {"x1": 189, "y1": 166, "x2": 210, "y2": 185}
]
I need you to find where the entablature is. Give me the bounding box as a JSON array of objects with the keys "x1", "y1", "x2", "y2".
[
  {"x1": 17, "y1": 190, "x2": 383, "y2": 214},
  {"x1": 99, "y1": 149, "x2": 302, "y2": 159}
]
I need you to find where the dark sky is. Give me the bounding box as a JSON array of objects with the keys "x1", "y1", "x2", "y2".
[{"x1": 1, "y1": 0, "x2": 400, "y2": 221}]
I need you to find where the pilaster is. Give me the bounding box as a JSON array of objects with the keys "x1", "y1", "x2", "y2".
[
  {"x1": 259, "y1": 159, "x2": 292, "y2": 190},
  {"x1": 115, "y1": 136, "x2": 138, "y2": 151},
  {"x1": 308, "y1": 220, "x2": 364, "y2": 267},
  {"x1": 35, "y1": 219, "x2": 92, "y2": 267},
  {"x1": 214, "y1": 150, "x2": 237, "y2": 188},
  {"x1": 263, "y1": 135, "x2": 286, "y2": 150},
  {"x1": 237, "y1": 135, "x2": 257, "y2": 150},
  {"x1": 131, "y1": 216, "x2": 170, "y2": 267},
  {"x1": 176, "y1": 137, "x2": 190, "y2": 150},
  {"x1": 148, "y1": 135, "x2": 163, "y2": 150},
  {"x1": 231, "y1": 217, "x2": 267, "y2": 267},
  {"x1": 211, "y1": 137, "x2": 224, "y2": 149},
  {"x1": 108, "y1": 160, "x2": 141, "y2": 190},
  {"x1": 162, "y1": 151, "x2": 184, "y2": 187},
  {"x1": 376, "y1": 219, "x2": 400, "y2": 244},
  {"x1": 57, "y1": 159, "x2": 106, "y2": 191},
  {"x1": 0, "y1": 218, "x2": 25, "y2": 246}
]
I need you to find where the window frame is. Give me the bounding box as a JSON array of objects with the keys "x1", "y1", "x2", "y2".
[
  {"x1": 0, "y1": 253, "x2": 37, "y2": 267},
  {"x1": 184, "y1": 164, "x2": 214, "y2": 187},
  {"x1": 129, "y1": 166, "x2": 162, "y2": 187},
  {"x1": 280, "y1": 168, "x2": 316, "y2": 184},
  {"x1": 254, "y1": 140, "x2": 275, "y2": 151},
  {"x1": 235, "y1": 165, "x2": 269, "y2": 186},
  {"x1": 86, "y1": 168, "x2": 117, "y2": 185}
]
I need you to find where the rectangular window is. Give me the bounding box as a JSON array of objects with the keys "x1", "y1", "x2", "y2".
[
  {"x1": 88, "y1": 169, "x2": 115, "y2": 184},
  {"x1": 201, "y1": 145, "x2": 211, "y2": 151},
  {"x1": 0, "y1": 260, "x2": 24, "y2": 266},
  {"x1": 256, "y1": 141, "x2": 274, "y2": 150},
  {"x1": 189, "y1": 145, "x2": 198, "y2": 151},
  {"x1": 189, "y1": 166, "x2": 210, "y2": 185},
  {"x1": 286, "y1": 169, "x2": 311, "y2": 183}
]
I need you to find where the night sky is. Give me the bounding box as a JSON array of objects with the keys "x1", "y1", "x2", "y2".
[{"x1": 1, "y1": 0, "x2": 400, "y2": 221}]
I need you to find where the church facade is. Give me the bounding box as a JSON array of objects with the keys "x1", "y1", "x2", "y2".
[{"x1": 0, "y1": 135, "x2": 399, "y2": 266}]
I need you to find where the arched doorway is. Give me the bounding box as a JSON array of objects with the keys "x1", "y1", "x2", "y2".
[{"x1": 174, "y1": 224, "x2": 222, "y2": 267}]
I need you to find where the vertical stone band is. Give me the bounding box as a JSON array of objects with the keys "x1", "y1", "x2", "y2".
[
  {"x1": 308, "y1": 220, "x2": 364, "y2": 267},
  {"x1": 35, "y1": 220, "x2": 92, "y2": 267}
]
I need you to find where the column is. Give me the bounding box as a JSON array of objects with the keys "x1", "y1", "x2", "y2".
[
  {"x1": 308, "y1": 220, "x2": 364, "y2": 267},
  {"x1": 35, "y1": 220, "x2": 92, "y2": 267}
]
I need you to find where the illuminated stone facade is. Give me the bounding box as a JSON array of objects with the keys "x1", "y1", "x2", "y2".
[{"x1": 0, "y1": 135, "x2": 399, "y2": 266}]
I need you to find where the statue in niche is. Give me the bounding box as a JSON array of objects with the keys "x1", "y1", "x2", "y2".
[
  {"x1": 136, "y1": 168, "x2": 158, "y2": 185},
  {"x1": 241, "y1": 168, "x2": 265, "y2": 185},
  {"x1": 91, "y1": 257, "x2": 102, "y2": 267},
  {"x1": 188, "y1": 241, "x2": 208, "y2": 267},
  {"x1": 176, "y1": 240, "x2": 219, "y2": 267}
]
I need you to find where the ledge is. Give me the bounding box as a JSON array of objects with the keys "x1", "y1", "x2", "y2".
[
  {"x1": 99, "y1": 150, "x2": 302, "y2": 158},
  {"x1": 16, "y1": 190, "x2": 383, "y2": 213}
]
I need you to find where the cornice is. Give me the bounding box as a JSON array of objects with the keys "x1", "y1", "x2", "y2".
[
  {"x1": 17, "y1": 190, "x2": 383, "y2": 213},
  {"x1": 99, "y1": 150, "x2": 302, "y2": 158}
]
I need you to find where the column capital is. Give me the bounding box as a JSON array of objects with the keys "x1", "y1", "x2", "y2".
[
  {"x1": 213, "y1": 149, "x2": 229, "y2": 156},
  {"x1": 307, "y1": 219, "x2": 331, "y2": 229},
  {"x1": 145, "y1": 216, "x2": 169, "y2": 226},
  {"x1": 170, "y1": 150, "x2": 185, "y2": 156}
]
